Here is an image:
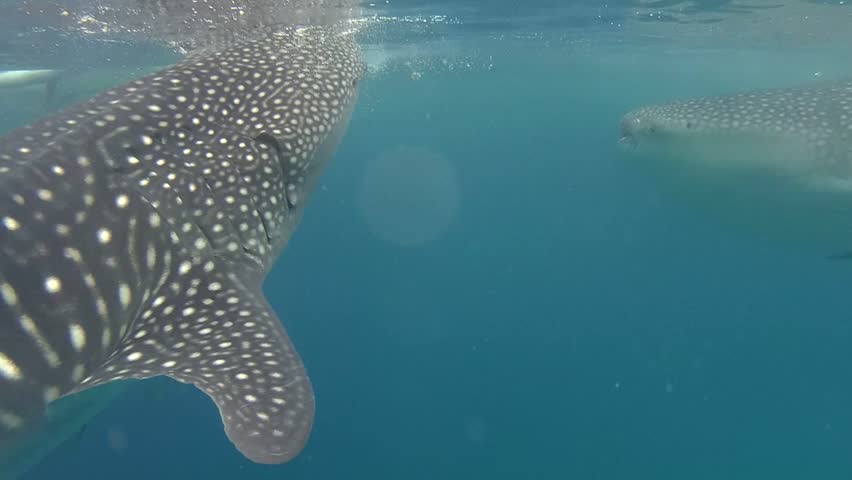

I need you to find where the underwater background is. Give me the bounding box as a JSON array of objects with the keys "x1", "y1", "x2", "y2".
[{"x1": 3, "y1": 0, "x2": 852, "y2": 478}]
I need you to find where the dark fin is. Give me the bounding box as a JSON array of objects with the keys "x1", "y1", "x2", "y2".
[
  {"x1": 72, "y1": 258, "x2": 314, "y2": 463},
  {"x1": 73, "y1": 424, "x2": 87, "y2": 445},
  {"x1": 827, "y1": 252, "x2": 852, "y2": 260},
  {"x1": 44, "y1": 76, "x2": 59, "y2": 109}
]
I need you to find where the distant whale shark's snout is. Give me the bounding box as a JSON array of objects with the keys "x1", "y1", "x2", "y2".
[
  {"x1": 617, "y1": 104, "x2": 705, "y2": 151},
  {"x1": 617, "y1": 114, "x2": 641, "y2": 148}
]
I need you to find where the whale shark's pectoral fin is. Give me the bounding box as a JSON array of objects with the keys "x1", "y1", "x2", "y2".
[
  {"x1": 827, "y1": 251, "x2": 852, "y2": 260},
  {"x1": 70, "y1": 260, "x2": 314, "y2": 464},
  {"x1": 44, "y1": 77, "x2": 58, "y2": 108}
]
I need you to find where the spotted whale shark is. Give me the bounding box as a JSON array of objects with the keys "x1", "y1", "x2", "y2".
[
  {"x1": 0, "y1": 25, "x2": 364, "y2": 464},
  {"x1": 618, "y1": 80, "x2": 852, "y2": 252}
]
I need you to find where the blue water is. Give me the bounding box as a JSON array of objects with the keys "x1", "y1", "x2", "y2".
[{"x1": 4, "y1": 1, "x2": 852, "y2": 478}]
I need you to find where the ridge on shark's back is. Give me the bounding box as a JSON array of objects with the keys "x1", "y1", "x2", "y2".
[{"x1": 0, "y1": 25, "x2": 364, "y2": 464}]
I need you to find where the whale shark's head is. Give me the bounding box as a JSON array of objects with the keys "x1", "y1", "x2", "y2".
[
  {"x1": 618, "y1": 83, "x2": 852, "y2": 252},
  {"x1": 619, "y1": 90, "x2": 839, "y2": 180}
]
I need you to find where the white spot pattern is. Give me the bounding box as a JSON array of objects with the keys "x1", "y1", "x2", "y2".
[{"x1": 0, "y1": 25, "x2": 363, "y2": 465}]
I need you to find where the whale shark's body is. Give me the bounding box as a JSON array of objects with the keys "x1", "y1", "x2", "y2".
[
  {"x1": 619, "y1": 80, "x2": 852, "y2": 251},
  {"x1": 0, "y1": 25, "x2": 364, "y2": 464}
]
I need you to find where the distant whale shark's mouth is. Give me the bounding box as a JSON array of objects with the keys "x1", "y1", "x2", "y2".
[
  {"x1": 617, "y1": 124, "x2": 636, "y2": 148},
  {"x1": 617, "y1": 114, "x2": 647, "y2": 149}
]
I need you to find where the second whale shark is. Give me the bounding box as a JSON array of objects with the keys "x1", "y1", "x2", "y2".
[{"x1": 619, "y1": 79, "x2": 852, "y2": 252}]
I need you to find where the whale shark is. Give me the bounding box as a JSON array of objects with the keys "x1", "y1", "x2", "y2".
[
  {"x1": 0, "y1": 24, "x2": 364, "y2": 464},
  {"x1": 618, "y1": 80, "x2": 852, "y2": 252}
]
